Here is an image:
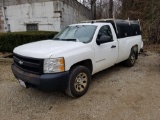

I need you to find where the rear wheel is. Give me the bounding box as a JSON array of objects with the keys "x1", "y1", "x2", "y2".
[
  {"x1": 65, "y1": 66, "x2": 91, "y2": 98},
  {"x1": 125, "y1": 50, "x2": 136, "y2": 67}
]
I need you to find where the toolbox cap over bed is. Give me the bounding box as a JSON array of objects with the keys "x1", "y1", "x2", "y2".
[{"x1": 82, "y1": 19, "x2": 141, "y2": 39}]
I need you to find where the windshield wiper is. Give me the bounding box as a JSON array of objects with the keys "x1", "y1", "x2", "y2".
[
  {"x1": 61, "y1": 39, "x2": 77, "y2": 42},
  {"x1": 53, "y1": 38, "x2": 60, "y2": 40},
  {"x1": 53, "y1": 38, "x2": 80, "y2": 42}
]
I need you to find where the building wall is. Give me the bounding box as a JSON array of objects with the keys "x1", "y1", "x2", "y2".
[
  {"x1": 0, "y1": 11, "x2": 3, "y2": 32},
  {"x1": 5, "y1": 1, "x2": 61, "y2": 32},
  {"x1": 61, "y1": 0, "x2": 92, "y2": 29},
  {"x1": 0, "y1": 0, "x2": 92, "y2": 32},
  {"x1": 0, "y1": 6, "x2": 4, "y2": 32},
  {"x1": 60, "y1": 0, "x2": 92, "y2": 30}
]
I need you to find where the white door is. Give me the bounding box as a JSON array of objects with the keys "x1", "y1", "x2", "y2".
[{"x1": 94, "y1": 25, "x2": 118, "y2": 72}]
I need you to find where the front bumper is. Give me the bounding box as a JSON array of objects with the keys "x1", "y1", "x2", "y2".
[{"x1": 11, "y1": 64, "x2": 69, "y2": 91}]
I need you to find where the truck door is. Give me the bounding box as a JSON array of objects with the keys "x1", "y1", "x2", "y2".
[{"x1": 95, "y1": 25, "x2": 118, "y2": 72}]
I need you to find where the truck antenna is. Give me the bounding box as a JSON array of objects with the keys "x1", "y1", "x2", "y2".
[
  {"x1": 113, "y1": 16, "x2": 118, "y2": 34},
  {"x1": 128, "y1": 17, "x2": 131, "y2": 25},
  {"x1": 138, "y1": 19, "x2": 142, "y2": 31}
]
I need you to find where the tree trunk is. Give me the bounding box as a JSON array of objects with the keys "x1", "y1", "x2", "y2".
[
  {"x1": 109, "y1": 0, "x2": 113, "y2": 18},
  {"x1": 91, "y1": 0, "x2": 97, "y2": 19}
]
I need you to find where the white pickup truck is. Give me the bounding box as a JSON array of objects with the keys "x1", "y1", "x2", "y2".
[{"x1": 12, "y1": 19, "x2": 143, "y2": 98}]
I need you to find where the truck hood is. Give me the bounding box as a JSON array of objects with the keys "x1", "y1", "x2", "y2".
[{"x1": 13, "y1": 40, "x2": 86, "y2": 58}]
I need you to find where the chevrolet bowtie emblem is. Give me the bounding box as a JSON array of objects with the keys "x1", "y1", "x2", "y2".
[{"x1": 19, "y1": 61, "x2": 23, "y2": 65}]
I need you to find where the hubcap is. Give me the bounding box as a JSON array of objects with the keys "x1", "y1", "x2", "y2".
[
  {"x1": 131, "y1": 54, "x2": 135, "y2": 65},
  {"x1": 74, "y1": 72, "x2": 88, "y2": 92}
]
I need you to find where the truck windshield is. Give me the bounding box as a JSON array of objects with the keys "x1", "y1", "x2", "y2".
[{"x1": 54, "y1": 25, "x2": 97, "y2": 43}]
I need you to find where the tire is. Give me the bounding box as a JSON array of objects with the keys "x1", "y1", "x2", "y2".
[
  {"x1": 125, "y1": 50, "x2": 136, "y2": 67},
  {"x1": 65, "y1": 66, "x2": 91, "y2": 98}
]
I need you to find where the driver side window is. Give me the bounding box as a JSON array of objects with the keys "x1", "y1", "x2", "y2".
[{"x1": 97, "y1": 25, "x2": 113, "y2": 40}]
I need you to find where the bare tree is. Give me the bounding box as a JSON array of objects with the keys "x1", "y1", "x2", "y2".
[
  {"x1": 119, "y1": 0, "x2": 160, "y2": 45},
  {"x1": 109, "y1": 0, "x2": 113, "y2": 18},
  {"x1": 78, "y1": 0, "x2": 97, "y2": 19},
  {"x1": 80, "y1": 0, "x2": 120, "y2": 19},
  {"x1": 90, "y1": 0, "x2": 97, "y2": 19}
]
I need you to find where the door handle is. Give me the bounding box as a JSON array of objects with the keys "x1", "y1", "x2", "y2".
[{"x1": 111, "y1": 45, "x2": 116, "y2": 48}]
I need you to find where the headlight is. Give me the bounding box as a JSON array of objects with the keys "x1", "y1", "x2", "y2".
[{"x1": 44, "y1": 57, "x2": 65, "y2": 73}]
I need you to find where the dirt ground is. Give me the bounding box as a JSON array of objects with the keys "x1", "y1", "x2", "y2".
[{"x1": 0, "y1": 51, "x2": 160, "y2": 120}]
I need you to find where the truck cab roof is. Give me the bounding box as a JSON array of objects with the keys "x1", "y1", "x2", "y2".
[{"x1": 69, "y1": 22, "x2": 111, "y2": 26}]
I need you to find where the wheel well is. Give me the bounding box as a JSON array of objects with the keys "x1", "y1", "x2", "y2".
[
  {"x1": 70, "y1": 59, "x2": 93, "y2": 74},
  {"x1": 132, "y1": 45, "x2": 138, "y2": 59}
]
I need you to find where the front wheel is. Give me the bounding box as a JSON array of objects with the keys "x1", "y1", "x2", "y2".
[{"x1": 65, "y1": 66, "x2": 91, "y2": 98}]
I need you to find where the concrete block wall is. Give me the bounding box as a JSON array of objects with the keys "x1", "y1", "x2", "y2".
[
  {"x1": 3, "y1": 1, "x2": 62, "y2": 32},
  {"x1": 60, "y1": 0, "x2": 92, "y2": 30}
]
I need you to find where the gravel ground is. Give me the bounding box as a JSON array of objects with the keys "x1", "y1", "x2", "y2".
[{"x1": 0, "y1": 51, "x2": 160, "y2": 120}]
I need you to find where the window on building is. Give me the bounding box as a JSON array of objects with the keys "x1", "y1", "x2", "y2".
[{"x1": 26, "y1": 24, "x2": 38, "y2": 31}]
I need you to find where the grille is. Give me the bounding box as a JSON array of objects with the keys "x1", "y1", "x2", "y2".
[{"x1": 13, "y1": 53, "x2": 43, "y2": 75}]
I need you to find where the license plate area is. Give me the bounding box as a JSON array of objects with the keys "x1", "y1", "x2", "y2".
[{"x1": 18, "y1": 79, "x2": 26, "y2": 88}]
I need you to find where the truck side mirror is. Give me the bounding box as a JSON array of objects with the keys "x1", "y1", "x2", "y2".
[{"x1": 96, "y1": 35, "x2": 112, "y2": 45}]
